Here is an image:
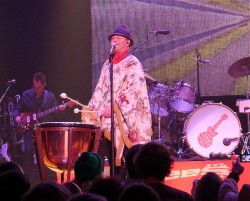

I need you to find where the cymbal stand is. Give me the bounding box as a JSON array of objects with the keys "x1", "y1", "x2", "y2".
[
  {"x1": 165, "y1": 112, "x2": 179, "y2": 154},
  {"x1": 243, "y1": 75, "x2": 250, "y2": 154},
  {"x1": 157, "y1": 111, "x2": 161, "y2": 141},
  {"x1": 155, "y1": 96, "x2": 162, "y2": 141},
  {"x1": 241, "y1": 132, "x2": 250, "y2": 154},
  {"x1": 175, "y1": 135, "x2": 186, "y2": 158}
]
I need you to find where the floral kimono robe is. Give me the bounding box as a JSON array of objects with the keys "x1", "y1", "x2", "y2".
[{"x1": 83, "y1": 54, "x2": 152, "y2": 165}]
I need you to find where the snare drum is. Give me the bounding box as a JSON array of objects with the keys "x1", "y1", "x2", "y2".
[
  {"x1": 35, "y1": 122, "x2": 101, "y2": 180},
  {"x1": 183, "y1": 103, "x2": 241, "y2": 157}
]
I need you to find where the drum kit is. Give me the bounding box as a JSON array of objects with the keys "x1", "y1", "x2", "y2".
[
  {"x1": 147, "y1": 77, "x2": 199, "y2": 158},
  {"x1": 146, "y1": 56, "x2": 250, "y2": 159},
  {"x1": 0, "y1": 96, "x2": 22, "y2": 162}
]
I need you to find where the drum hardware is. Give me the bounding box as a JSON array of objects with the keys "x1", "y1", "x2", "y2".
[
  {"x1": 235, "y1": 96, "x2": 250, "y2": 155},
  {"x1": 172, "y1": 132, "x2": 198, "y2": 159},
  {"x1": 234, "y1": 98, "x2": 250, "y2": 155},
  {"x1": 156, "y1": 111, "x2": 187, "y2": 156},
  {"x1": 0, "y1": 97, "x2": 23, "y2": 161},
  {"x1": 195, "y1": 49, "x2": 202, "y2": 104},
  {"x1": 156, "y1": 109, "x2": 162, "y2": 142},
  {"x1": 152, "y1": 96, "x2": 167, "y2": 142},
  {"x1": 209, "y1": 152, "x2": 231, "y2": 160},
  {"x1": 174, "y1": 135, "x2": 187, "y2": 158},
  {"x1": 164, "y1": 112, "x2": 179, "y2": 147},
  {"x1": 229, "y1": 57, "x2": 250, "y2": 156},
  {"x1": 240, "y1": 132, "x2": 250, "y2": 154}
]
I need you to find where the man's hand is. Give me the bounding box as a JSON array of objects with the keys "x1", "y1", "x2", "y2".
[
  {"x1": 101, "y1": 107, "x2": 111, "y2": 118},
  {"x1": 59, "y1": 104, "x2": 66, "y2": 111},
  {"x1": 15, "y1": 116, "x2": 21, "y2": 123},
  {"x1": 59, "y1": 100, "x2": 75, "y2": 111}
]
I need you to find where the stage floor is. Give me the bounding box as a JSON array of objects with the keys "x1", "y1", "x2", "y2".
[{"x1": 165, "y1": 158, "x2": 250, "y2": 194}]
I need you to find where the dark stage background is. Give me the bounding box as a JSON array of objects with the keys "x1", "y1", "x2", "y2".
[{"x1": 0, "y1": 0, "x2": 92, "y2": 122}]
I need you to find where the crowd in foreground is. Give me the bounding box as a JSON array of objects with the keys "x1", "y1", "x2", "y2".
[{"x1": 0, "y1": 141, "x2": 249, "y2": 201}]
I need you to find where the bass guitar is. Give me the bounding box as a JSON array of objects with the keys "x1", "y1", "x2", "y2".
[{"x1": 16, "y1": 101, "x2": 74, "y2": 133}]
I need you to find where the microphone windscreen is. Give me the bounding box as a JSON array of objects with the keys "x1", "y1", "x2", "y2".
[{"x1": 223, "y1": 138, "x2": 231, "y2": 146}]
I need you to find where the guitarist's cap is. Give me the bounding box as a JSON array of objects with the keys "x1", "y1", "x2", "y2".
[
  {"x1": 74, "y1": 152, "x2": 103, "y2": 182},
  {"x1": 33, "y1": 72, "x2": 46, "y2": 84}
]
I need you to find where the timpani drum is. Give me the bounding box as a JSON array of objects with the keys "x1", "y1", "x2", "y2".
[{"x1": 35, "y1": 122, "x2": 101, "y2": 181}]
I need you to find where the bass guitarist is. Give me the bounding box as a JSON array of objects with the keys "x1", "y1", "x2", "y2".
[{"x1": 13, "y1": 72, "x2": 66, "y2": 184}]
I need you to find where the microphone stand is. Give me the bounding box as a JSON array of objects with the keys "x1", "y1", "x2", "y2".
[
  {"x1": 243, "y1": 76, "x2": 250, "y2": 155},
  {"x1": 130, "y1": 32, "x2": 161, "y2": 53},
  {"x1": 195, "y1": 49, "x2": 201, "y2": 104},
  {"x1": 108, "y1": 51, "x2": 115, "y2": 177},
  {"x1": 0, "y1": 83, "x2": 12, "y2": 105}
]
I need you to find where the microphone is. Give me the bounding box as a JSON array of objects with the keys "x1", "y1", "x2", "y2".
[
  {"x1": 223, "y1": 137, "x2": 239, "y2": 146},
  {"x1": 150, "y1": 30, "x2": 170, "y2": 35},
  {"x1": 199, "y1": 59, "x2": 210, "y2": 64},
  {"x1": 193, "y1": 58, "x2": 211, "y2": 64},
  {"x1": 109, "y1": 43, "x2": 116, "y2": 55},
  {"x1": 244, "y1": 107, "x2": 250, "y2": 111},
  {"x1": 7, "y1": 79, "x2": 16, "y2": 84}
]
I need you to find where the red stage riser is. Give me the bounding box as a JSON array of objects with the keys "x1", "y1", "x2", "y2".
[{"x1": 164, "y1": 160, "x2": 250, "y2": 194}]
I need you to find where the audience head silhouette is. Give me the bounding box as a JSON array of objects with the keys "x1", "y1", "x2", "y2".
[
  {"x1": 135, "y1": 141, "x2": 173, "y2": 181},
  {"x1": 68, "y1": 192, "x2": 107, "y2": 201},
  {"x1": 88, "y1": 177, "x2": 123, "y2": 201},
  {"x1": 73, "y1": 152, "x2": 103, "y2": 191},
  {"x1": 118, "y1": 183, "x2": 161, "y2": 201},
  {"x1": 125, "y1": 144, "x2": 143, "y2": 178},
  {"x1": 0, "y1": 170, "x2": 30, "y2": 201},
  {"x1": 22, "y1": 181, "x2": 70, "y2": 201},
  {"x1": 0, "y1": 161, "x2": 24, "y2": 175},
  {"x1": 195, "y1": 172, "x2": 222, "y2": 201},
  {"x1": 74, "y1": 152, "x2": 103, "y2": 183}
]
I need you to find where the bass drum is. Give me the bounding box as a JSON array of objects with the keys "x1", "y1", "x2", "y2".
[{"x1": 183, "y1": 103, "x2": 241, "y2": 158}]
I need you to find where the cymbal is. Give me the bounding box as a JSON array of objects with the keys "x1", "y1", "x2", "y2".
[{"x1": 228, "y1": 57, "x2": 250, "y2": 78}]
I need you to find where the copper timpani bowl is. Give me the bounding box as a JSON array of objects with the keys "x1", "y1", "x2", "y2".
[{"x1": 35, "y1": 122, "x2": 100, "y2": 174}]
